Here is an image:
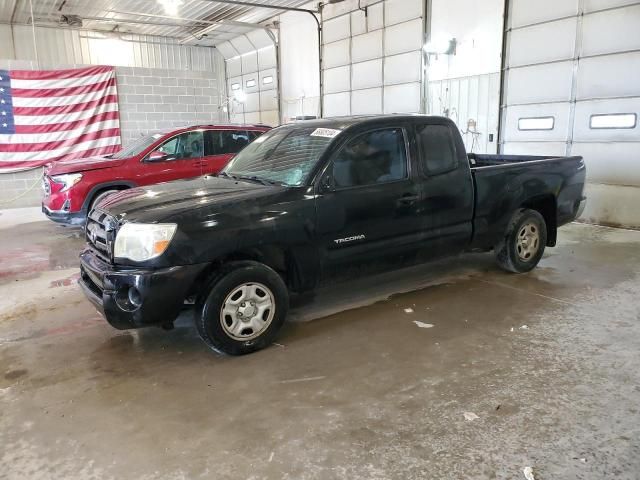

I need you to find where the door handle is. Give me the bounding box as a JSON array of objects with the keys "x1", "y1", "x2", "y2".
[{"x1": 397, "y1": 194, "x2": 419, "y2": 206}]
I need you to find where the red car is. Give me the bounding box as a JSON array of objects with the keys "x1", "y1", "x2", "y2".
[{"x1": 42, "y1": 124, "x2": 270, "y2": 225}]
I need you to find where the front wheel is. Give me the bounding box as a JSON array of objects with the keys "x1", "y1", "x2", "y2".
[
  {"x1": 495, "y1": 208, "x2": 547, "y2": 273},
  {"x1": 196, "y1": 261, "x2": 289, "y2": 355}
]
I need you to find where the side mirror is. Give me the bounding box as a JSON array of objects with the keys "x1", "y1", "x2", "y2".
[{"x1": 146, "y1": 151, "x2": 171, "y2": 162}]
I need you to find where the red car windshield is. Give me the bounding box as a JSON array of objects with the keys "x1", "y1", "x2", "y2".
[{"x1": 110, "y1": 133, "x2": 163, "y2": 160}]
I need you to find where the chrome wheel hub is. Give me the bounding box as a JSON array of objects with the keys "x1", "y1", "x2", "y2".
[
  {"x1": 220, "y1": 283, "x2": 275, "y2": 341},
  {"x1": 516, "y1": 222, "x2": 540, "y2": 261}
]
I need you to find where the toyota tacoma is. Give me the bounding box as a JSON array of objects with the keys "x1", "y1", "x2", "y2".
[{"x1": 78, "y1": 115, "x2": 587, "y2": 355}]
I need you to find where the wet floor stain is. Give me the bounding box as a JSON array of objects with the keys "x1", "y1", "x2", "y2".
[
  {"x1": 0, "y1": 220, "x2": 639, "y2": 479},
  {"x1": 0, "y1": 246, "x2": 50, "y2": 280},
  {"x1": 4, "y1": 368, "x2": 28, "y2": 380},
  {"x1": 49, "y1": 273, "x2": 80, "y2": 288}
]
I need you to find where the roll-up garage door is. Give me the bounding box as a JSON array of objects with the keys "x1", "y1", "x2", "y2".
[
  {"x1": 217, "y1": 28, "x2": 280, "y2": 126},
  {"x1": 501, "y1": 0, "x2": 640, "y2": 228},
  {"x1": 321, "y1": 0, "x2": 425, "y2": 117}
]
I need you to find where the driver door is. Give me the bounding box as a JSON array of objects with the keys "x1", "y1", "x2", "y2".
[
  {"x1": 314, "y1": 127, "x2": 423, "y2": 274},
  {"x1": 138, "y1": 130, "x2": 205, "y2": 185}
]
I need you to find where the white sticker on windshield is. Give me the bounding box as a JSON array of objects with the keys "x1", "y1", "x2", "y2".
[{"x1": 310, "y1": 128, "x2": 341, "y2": 138}]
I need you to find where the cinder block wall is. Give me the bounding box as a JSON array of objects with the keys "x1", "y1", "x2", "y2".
[
  {"x1": 0, "y1": 169, "x2": 44, "y2": 209},
  {"x1": 117, "y1": 66, "x2": 223, "y2": 145},
  {"x1": 0, "y1": 64, "x2": 225, "y2": 209}
]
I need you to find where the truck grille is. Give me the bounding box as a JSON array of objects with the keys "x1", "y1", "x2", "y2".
[{"x1": 86, "y1": 209, "x2": 117, "y2": 261}]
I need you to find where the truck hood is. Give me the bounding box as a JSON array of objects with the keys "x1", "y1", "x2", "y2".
[
  {"x1": 46, "y1": 155, "x2": 126, "y2": 175},
  {"x1": 100, "y1": 176, "x2": 284, "y2": 223}
]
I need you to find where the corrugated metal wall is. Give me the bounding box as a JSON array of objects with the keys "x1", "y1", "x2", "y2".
[
  {"x1": 0, "y1": 24, "x2": 223, "y2": 73},
  {"x1": 425, "y1": 0, "x2": 504, "y2": 154},
  {"x1": 428, "y1": 73, "x2": 501, "y2": 154}
]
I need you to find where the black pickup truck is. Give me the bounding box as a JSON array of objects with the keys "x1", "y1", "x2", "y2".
[{"x1": 79, "y1": 115, "x2": 586, "y2": 355}]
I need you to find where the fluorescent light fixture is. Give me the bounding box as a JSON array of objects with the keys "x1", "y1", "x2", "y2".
[
  {"x1": 158, "y1": 0, "x2": 182, "y2": 16},
  {"x1": 245, "y1": 79, "x2": 256, "y2": 88},
  {"x1": 262, "y1": 76, "x2": 274, "y2": 85},
  {"x1": 590, "y1": 113, "x2": 636, "y2": 129},
  {"x1": 234, "y1": 90, "x2": 247, "y2": 103},
  {"x1": 231, "y1": 83, "x2": 240, "y2": 91},
  {"x1": 518, "y1": 117, "x2": 555, "y2": 131}
]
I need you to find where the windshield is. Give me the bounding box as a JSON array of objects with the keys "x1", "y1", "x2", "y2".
[
  {"x1": 222, "y1": 127, "x2": 337, "y2": 186},
  {"x1": 110, "y1": 133, "x2": 163, "y2": 159}
]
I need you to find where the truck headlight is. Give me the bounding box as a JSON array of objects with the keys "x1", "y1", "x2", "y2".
[
  {"x1": 51, "y1": 173, "x2": 83, "y2": 192},
  {"x1": 114, "y1": 223, "x2": 177, "y2": 262}
]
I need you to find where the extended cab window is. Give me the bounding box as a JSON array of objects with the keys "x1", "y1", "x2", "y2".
[
  {"x1": 158, "y1": 131, "x2": 204, "y2": 160},
  {"x1": 417, "y1": 124, "x2": 457, "y2": 175},
  {"x1": 204, "y1": 130, "x2": 251, "y2": 155},
  {"x1": 332, "y1": 128, "x2": 408, "y2": 188}
]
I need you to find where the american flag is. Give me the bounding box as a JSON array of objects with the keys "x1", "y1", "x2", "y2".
[{"x1": 0, "y1": 65, "x2": 121, "y2": 173}]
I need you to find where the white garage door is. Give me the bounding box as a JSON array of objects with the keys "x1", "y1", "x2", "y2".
[
  {"x1": 217, "y1": 29, "x2": 280, "y2": 127},
  {"x1": 321, "y1": 0, "x2": 425, "y2": 117},
  {"x1": 501, "y1": 0, "x2": 640, "y2": 227}
]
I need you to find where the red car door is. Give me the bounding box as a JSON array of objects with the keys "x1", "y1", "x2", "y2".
[
  {"x1": 138, "y1": 130, "x2": 205, "y2": 185},
  {"x1": 201, "y1": 129, "x2": 254, "y2": 175}
]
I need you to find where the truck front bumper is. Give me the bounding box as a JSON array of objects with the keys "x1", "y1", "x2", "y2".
[{"x1": 79, "y1": 249, "x2": 208, "y2": 330}]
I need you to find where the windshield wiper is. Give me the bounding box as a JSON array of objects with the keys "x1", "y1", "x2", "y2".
[
  {"x1": 217, "y1": 171, "x2": 234, "y2": 179},
  {"x1": 235, "y1": 175, "x2": 285, "y2": 186}
]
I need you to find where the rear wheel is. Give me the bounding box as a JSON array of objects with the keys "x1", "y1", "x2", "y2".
[
  {"x1": 495, "y1": 208, "x2": 547, "y2": 273},
  {"x1": 196, "y1": 261, "x2": 289, "y2": 355}
]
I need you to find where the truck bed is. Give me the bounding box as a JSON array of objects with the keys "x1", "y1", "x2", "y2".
[
  {"x1": 468, "y1": 153, "x2": 586, "y2": 250},
  {"x1": 468, "y1": 153, "x2": 581, "y2": 169}
]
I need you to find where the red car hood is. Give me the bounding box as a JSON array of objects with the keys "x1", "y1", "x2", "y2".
[{"x1": 45, "y1": 155, "x2": 127, "y2": 175}]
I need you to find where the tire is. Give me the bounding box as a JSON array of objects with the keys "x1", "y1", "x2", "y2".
[
  {"x1": 196, "y1": 261, "x2": 289, "y2": 355},
  {"x1": 495, "y1": 208, "x2": 547, "y2": 273}
]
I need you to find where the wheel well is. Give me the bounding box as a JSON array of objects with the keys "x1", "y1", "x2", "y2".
[
  {"x1": 521, "y1": 195, "x2": 557, "y2": 246},
  {"x1": 187, "y1": 246, "x2": 294, "y2": 301},
  {"x1": 87, "y1": 185, "x2": 130, "y2": 211}
]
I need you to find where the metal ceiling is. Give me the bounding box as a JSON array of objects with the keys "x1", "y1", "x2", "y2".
[{"x1": 1, "y1": 0, "x2": 316, "y2": 45}]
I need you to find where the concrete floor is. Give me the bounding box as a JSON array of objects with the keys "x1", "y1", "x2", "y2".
[{"x1": 1, "y1": 210, "x2": 639, "y2": 480}]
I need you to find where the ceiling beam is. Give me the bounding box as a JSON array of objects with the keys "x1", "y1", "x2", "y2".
[
  {"x1": 100, "y1": 8, "x2": 268, "y2": 30},
  {"x1": 196, "y1": 0, "x2": 319, "y2": 14}
]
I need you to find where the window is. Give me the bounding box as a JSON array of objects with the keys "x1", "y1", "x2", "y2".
[
  {"x1": 204, "y1": 130, "x2": 252, "y2": 155},
  {"x1": 245, "y1": 79, "x2": 256, "y2": 88},
  {"x1": 157, "y1": 131, "x2": 204, "y2": 160},
  {"x1": 417, "y1": 124, "x2": 457, "y2": 175},
  {"x1": 224, "y1": 127, "x2": 335, "y2": 186},
  {"x1": 262, "y1": 76, "x2": 274, "y2": 85},
  {"x1": 518, "y1": 117, "x2": 555, "y2": 131},
  {"x1": 331, "y1": 128, "x2": 408, "y2": 188},
  {"x1": 590, "y1": 113, "x2": 636, "y2": 129},
  {"x1": 248, "y1": 130, "x2": 263, "y2": 142},
  {"x1": 231, "y1": 83, "x2": 240, "y2": 91},
  {"x1": 111, "y1": 133, "x2": 161, "y2": 159}
]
